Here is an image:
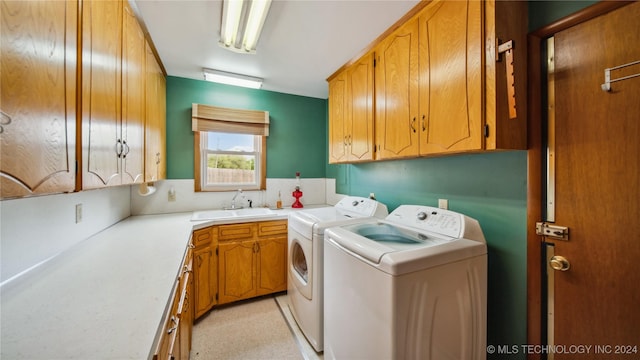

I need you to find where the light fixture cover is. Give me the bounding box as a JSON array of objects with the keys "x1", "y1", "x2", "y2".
[
  {"x1": 203, "y1": 68, "x2": 263, "y2": 89},
  {"x1": 219, "y1": 0, "x2": 272, "y2": 54}
]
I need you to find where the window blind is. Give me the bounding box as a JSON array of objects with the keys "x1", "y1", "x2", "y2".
[{"x1": 191, "y1": 103, "x2": 270, "y2": 136}]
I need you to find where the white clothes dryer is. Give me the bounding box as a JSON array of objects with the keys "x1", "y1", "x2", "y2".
[
  {"x1": 287, "y1": 196, "x2": 388, "y2": 352},
  {"x1": 324, "y1": 205, "x2": 487, "y2": 360}
]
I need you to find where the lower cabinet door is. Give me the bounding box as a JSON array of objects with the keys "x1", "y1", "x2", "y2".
[
  {"x1": 218, "y1": 240, "x2": 257, "y2": 304},
  {"x1": 256, "y1": 236, "x2": 287, "y2": 296},
  {"x1": 194, "y1": 246, "x2": 215, "y2": 318}
]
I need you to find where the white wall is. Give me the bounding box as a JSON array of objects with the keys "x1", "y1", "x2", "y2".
[
  {"x1": 0, "y1": 187, "x2": 131, "y2": 284},
  {"x1": 131, "y1": 178, "x2": 337, "y2": 215},
  {"x1": 0, "y1": 177, "x2": 338, "y2": 284}
]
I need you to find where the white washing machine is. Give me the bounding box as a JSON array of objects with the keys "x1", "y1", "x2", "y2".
[
  {"x1": 287, "y1": 196, "x2": 388, "y2": 352},
  {"x1": 323, "y1": 205, "x2": 487, "y2": 360}
]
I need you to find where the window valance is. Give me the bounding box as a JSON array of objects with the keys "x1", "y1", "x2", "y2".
[{"x1": 192, "y1": 103, "x2": 270, "y2": 136}]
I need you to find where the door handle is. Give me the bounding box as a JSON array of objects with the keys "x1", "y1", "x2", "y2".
[{"x1": 549, "y1": 255, "x2": 570, "y2": 271}]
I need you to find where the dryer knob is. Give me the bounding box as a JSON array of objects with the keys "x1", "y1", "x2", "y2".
[
  {"x1": 352, "y1": 200, "x2": 359, "y2": 206},
  {"x1": 417, "y1": 212, "x2": 427, "y2": 220}
]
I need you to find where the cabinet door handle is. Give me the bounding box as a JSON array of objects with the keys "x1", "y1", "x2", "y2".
[
  {"x1": 0, "y1": 110, "x2": 12, "y2": 134},
  {"x1": 115, "y1": 139, "x2": 123, "y2": 157},
  {"x1": 421, "y1": 115, "x2": 426, "y2": 131},
  {"x1": 156, "y1": 152, "x2": 161, "y2": 165},
  {"x1": 122, "y1": 140, "x2": 130, "y2": 158},
  {"x1": 343, "y1": 136, "x2": 348, "y2": 147},
  {"x1": 410, "y1": 117, "x2": 416, "y2": 133}
]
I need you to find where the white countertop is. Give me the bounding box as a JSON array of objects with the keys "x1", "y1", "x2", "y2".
[{"x1": 0, "y1": 208, "x2": 298, "y2": 360}]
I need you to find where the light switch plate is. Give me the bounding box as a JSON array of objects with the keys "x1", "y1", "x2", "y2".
[
  {"x1": 438, "y1": 199, "x2": 448, "y2": 210},
  {"x1": 75, "y1": 203, "x2": 83, "y2": 223}
]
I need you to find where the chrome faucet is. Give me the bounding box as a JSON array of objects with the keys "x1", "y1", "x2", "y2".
[{"x1": 230, "y1": 189, "x2": 244, "y2": 209}]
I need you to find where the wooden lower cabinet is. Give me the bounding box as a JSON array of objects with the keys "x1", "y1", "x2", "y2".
[
  {"x1": 256, "y1": 236, "x2": 288, "y2": 296},
  {"x1": 154, "y1": 247, "x2": 193, "y2": 360},
  {"x1": 192, "y1": 227, "x2": 217, "y2": 319},
  {"x1": 217, "y1": 220, "x2": 288, "y2": 306},
  {"x1": 154, "y1": 219, "x2": 286, "y2": 357}
]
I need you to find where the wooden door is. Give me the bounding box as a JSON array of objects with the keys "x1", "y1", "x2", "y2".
[
  {"x1": 0, "y1": 0, "x2": 77, "y2": 198},
  {"x1": 375, "y1": 17, "x2": 419, "y2": 160},
  {"x1": 218, "y1": 241, "x2": 257, "y2": 304},
  {"x1": 82, "y1": 0, "x2": 123, "y2": 188},
  {"x1": 256, "y1": 236, "x2": 287, "y2": 296},
  {"x1": 417, "y1": 0, "x2": 483, "y2": 155},
  {"x1": 543, "y1": 3, "x2": 640, "y2": 357},
  {"x1": 328, "y1": 72, "x2": 347, "y2": 163},
  {"x1": 121, "y1": 1, "x2": 145, "y2": 185},
  {"x1": 346, "y1": 53, "x2": 375, "y2": 162}
]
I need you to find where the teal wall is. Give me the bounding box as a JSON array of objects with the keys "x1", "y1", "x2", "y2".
[
  {"x1": 528, "y1": 1, "x2": 597, "y2": 31},
  {"x1": 327, "y1": 152, "x2": 528, "y2": 355},
  {"x1": 164, "y1": 2, "x2": 596, "y2": 358},
  {"x1": 165, "y1": 76, "x2": 327, "y2": 179}
]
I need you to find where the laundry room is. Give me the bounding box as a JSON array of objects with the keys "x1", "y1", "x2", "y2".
[{"x1": 2, "y1": 1, "x2": 638, "y2": 359}]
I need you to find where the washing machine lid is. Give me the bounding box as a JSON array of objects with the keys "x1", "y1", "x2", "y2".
[{"x1": 325, "y1": 221, "x2": 487, "y2": 275}]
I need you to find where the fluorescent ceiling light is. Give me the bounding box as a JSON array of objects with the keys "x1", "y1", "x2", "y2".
[
  {"x1": 203, "y1": 68, "x2": 263, "y2": 89},
  {"x1": 220, "y1": 0, "x2": 243, "y2": 47},
  {"x1": 220, "y1": 0, "x2": 272, "y2": 54}
]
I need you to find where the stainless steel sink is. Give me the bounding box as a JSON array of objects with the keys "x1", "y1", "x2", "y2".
[{"x1": 191, "y1": 207, "x2": 276, "y2": 221}]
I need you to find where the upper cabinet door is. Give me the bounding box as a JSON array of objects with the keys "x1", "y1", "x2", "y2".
[
  {"x1": 346, "y1": 52, "x2": 375, "y2": 162},
  {"x1": 418, "y1": 0, "x2": 483, "y2": 155},
  {"x1": 82, "y1": 0, "x2": 123, "y2": 189},
  {"x1": 0, "y1": 0, "x2": 77, "y2": 198},
  {"x1": 328, "y1": 72, "x2": 348, "y2": 163},
  {"x1": 121, "y1": 1, "x2": 145, "y2": 184},
  {"x1": 375, "y1": 17, "x2": 420, "y2": 160},
  {"x1": 145, "y1": 43, "x2": 166, "y2": 182}
]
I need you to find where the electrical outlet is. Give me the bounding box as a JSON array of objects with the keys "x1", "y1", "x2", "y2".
[
  {"x1": 438, "y1": 199, "x2": 448, "y2": 210},
  {"x1": 75, "y1": 203, "x2": 83, "y2": 223}
]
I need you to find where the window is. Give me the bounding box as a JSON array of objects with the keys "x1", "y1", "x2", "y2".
[
  {"x1": 198, "y1": 131, "x2": 265, "y2": 191},
  {"x1": 192, "y1": 103, "x2": 269, "y2": 192}
]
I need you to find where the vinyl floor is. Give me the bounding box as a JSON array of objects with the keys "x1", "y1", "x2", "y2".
[{"x1": 190, "y1": 293, "x2": 322, "y2": 360}]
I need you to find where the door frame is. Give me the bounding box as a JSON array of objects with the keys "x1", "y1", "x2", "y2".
[{"x1": 525, "y1": 2, "x2": 635, "y2": 359}]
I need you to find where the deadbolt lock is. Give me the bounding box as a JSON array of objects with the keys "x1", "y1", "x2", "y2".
[{"x1": 550, "y1": 255, "x2": 570, "y2": 271}]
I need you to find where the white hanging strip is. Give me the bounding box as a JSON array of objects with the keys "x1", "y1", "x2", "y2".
[{"x1": 601, "y1": 59, "x2": 640, "y2": 91}]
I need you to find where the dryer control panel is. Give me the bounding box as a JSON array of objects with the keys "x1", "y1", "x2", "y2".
[{"x1": 335, "y1": 196, "x2": 388, "y2": 218}]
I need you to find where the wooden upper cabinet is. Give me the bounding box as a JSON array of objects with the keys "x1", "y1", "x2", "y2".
[
  {"x1": 346, "y1": 52, "x2": 375, "y2": 162},
  {"x1": 82, "y1": 0, "x2": 145, "y2": 189},
  {"x1": 81, "y1": 0, "x2": 123, "y2": 188},
  {"x1": 145, "y1": 43, "x2": 167, "y2": 182},
  {"x1": 374, "y1": 17, "x2": 420, "y2": 160},
  {"x1": 0, "y1": 0, "x2": 77, "y2": 198},
  {"x1": 417, "y1": 0, "x2": 483, "y2": 155},
  {"x1": 328, "y1": 71, "x2": 347, "y2": 163},
  {"x1": 328, "y1": 0, "x2": 527, "y2": 162},
  {"x1": 121, "y1": 1, "x2": 145, "y2": 184},
  {"x1": 328, "y1": 52, "x2": 375, "y2": 164}
]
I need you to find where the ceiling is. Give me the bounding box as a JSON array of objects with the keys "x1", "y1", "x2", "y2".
[{"x1": 132, "y1": 0, "x2": 420, "y2": 99}]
